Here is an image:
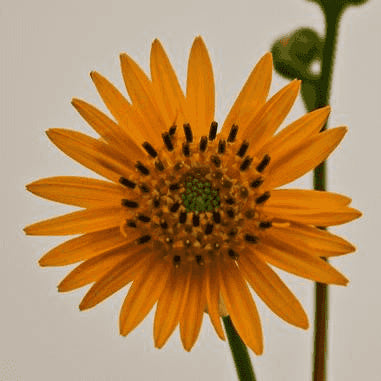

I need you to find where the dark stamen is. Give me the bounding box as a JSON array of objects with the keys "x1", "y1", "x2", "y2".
[
  {"x1": 256, "y1": 154, "x2": 271, "y2": 173},
  {"x1": 169, "y1": 125, "x2": 177, "y2": 136},
  {"x1": 226, "y1": 208, "x2": 235, "y2": 218},
  {"x1": 209, "y1": 121, "x2": 218, "y2": 140},
  {"x1": 259, "y1": 221, "x2": 272, "y2": 229},
  {"x1": 211, "y1": 155, "x2": 221, "y2": 167},
  {"x1": 212, "y1": 171, "x2": 223, "y2": 180},
  {"x1": 121, "y1": 199, "x2": 139, "y2": 208},
  {"x1": 169, "y1": 183, "x2": 180, "y2": 191},
  {"x1": 250, "y1": 177, "x2": 264, "y2": 188},
  {"x1": 239, "y1": 187, "x2": 248, "y2": 198},
  {"x1": 192, "y1": 214, "x2": 200, "y2": 227},
  {"x1": 227, "y1": 124, "x2": 238, "y2": 142},
  {"x1": 126, "y1": 219, "x2": 137, "y2": 228},
  {"x1": 196, "y1": 255, "x2": 204, "y2": 265},
  {"x1": 139, "y1": 183, "x2": 150, "y2": 193},
  {"x1": 228, "y1": 248, "x2": 239, "y2": 260},
  {"x1": 245, "y1": 209, "x2": 255, "y2": 219},
  {"x1": 222, "y1": 179, "x2": 233, "y2": 188},
  {"x1": 199, "y1": 136, "x2": 208, "y2": 152},
  {"x1": 179, "y1": 211, "x2": 187, "y2": 223},
  {"x1": 155, "y1": 159, "x2": 165, "y2": 171},
  {"x1": 119, "y1": 177, "x2": 136, "y2": 189},
  {"x1": 244, "y1": 234, "x2": 258, "y2": 243},
  {"x1": 162, "y1": 132, "x2": 174, "y2": 151},
  {"x1": 228, "y1": 228, "x2": 237, "y2": 237},
  {"x1": 136, "y1": 235, "x2": 151, "y2": 244},
  {"x1": 256, "y1": 191, "x2": 271, "y2": 204},
  {"x1": 135, "y1": 161, "x2": 150, "y2": 176},
  {"x1": 182, "y1": 142, "x2": 190, "y2": 157},
  {"x1": 160, "y1": 219, "x2": 168, "y2": 229},
  {"x1": 236, "y1": 141, "x2": 249, "y2": 157},
  {"x1": 137, "y1": 214, "x2": 151, "y2": 223},
  {"x1": 205, "y1": 223, "x2": 214, "y2": 235},
  {"x1": 142, "y1": 142, "x2": 158, "y2": 158},
  {"x1": 173, "y1": 255, "x2": 181, "y2": 267},
  {"x1": 170, "y1": 202, "x2": 180, "y2": 213},
  {"x1": 183, "y1": 123, "x2": 193, "y2": 143},
  {"x1": 153, "y1": 197, "x2": 160, "y2": 208},
  {"x1": 240, "y1": 156, "x2": 253, "y2": 171},
  {"x1": 225, "y1": 197, "x2": 235, "y2": 205},
  {"x1": 174, "y1": 162, "x2": 184, "y2": 171},
  {"x1": 213, "y1": 211, "x2": 221, "y2": 224},
  {"x1": 218, "y1": 139, "x2": 226, "y2": 154}
]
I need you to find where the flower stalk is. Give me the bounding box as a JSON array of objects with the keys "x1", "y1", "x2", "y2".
[
  {"x1": 312, "y1": 6, "x2": 341, "y2": 381},
  {"x1": 223, "y1": 316, "x2": 257, "y2": 381},
  {"x1": 271, "y1": 2, "x2": 367, "y2": 380}
]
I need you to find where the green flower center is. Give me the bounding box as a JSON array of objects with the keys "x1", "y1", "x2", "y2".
[{"x1": 181, "y1": 176, "x2": 220, "y2": 213}]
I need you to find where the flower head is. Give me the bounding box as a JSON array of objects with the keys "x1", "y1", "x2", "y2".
[{"x1": 25, "y1": 37, "x2": 361, "y2": 354}]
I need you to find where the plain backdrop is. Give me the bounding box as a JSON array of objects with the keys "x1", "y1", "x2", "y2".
[{"x1": 1, "y1": 0, "x2": 380, "y2": 380}]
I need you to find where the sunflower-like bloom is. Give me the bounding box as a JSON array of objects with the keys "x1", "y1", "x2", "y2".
[{"x1": 25, "y1": 37, "x2": 361, "y2": 354}]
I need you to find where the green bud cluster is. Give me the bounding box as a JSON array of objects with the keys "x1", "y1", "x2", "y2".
[{"x1": 181, "y1": 176, "x2": 220, "y2": 213}]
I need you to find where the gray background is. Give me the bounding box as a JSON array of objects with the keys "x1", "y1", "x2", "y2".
[{"x1": 1, "y1": 0, "x2": 380, "y2": 380}]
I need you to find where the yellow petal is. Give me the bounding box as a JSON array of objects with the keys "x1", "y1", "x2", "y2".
[
  {"x1": 39, "y1": 227, "x2": 137, "y2": 266},
  {"x1": 259, "y1": 106, "x2": 331, "y2": 158},
  {"x1": 241, "y1": 80, "x2": 301, "y2": 152},
  {"x1": 221, "y1": 52, "x2": 272, "y2": 136},
  {"x1": 24, "y1": 206, "x2": 129, "y2": 236},
  {"x1": 239, "y1": 253, "x2": 308, "y2": 329},
  {"x1": 71, "y1": 98, "x2": 145, "y2": 160},
  {"x1": 205, "y1": 262, "x2": 225, "y2": 340},
  {"x1": 219, "y1": 258, "x2": 263, "y2": 354},
  {"x1": 26, "y1": 176, "x2": 126, "y2": 208},
  {"x1": 154, "y1": 263, "x2": 192, "y2": 348},
  {"x1": 58, "y1": 244, "x2": 145, "y2": 292},
  {"x1": 256, "y1": 240, "x2": 349, "y2": 285},
  {"x1": 119, "y1": 254, "x2": 170, "y2": 336},
  {"x1": 274, "y1": 223, "x2": 356, "y2": 257},
  {"x1": 265, "y1": 189, "x2": 352, "y2": 210},
  {"x1": 120, "y1": 53, "x2": 166, "y2": 142},
  {"x1": 180, "y1": 264, "x2": 206, "y2": 351},
  {"x1": 264, "y1": 206, "x2": 361, "y2": 226},
  {"x1": 150, "y1": 39, "x2": 187, "y2": 126},
  {"x1": 265, "y1": 127, "x2": 347, "y2": 188},
  {"x1": 262, "y1": 225, "x2": 355, "y2": 258},
  {"x1": 91, "y1": 71, "x2": 157, "y2": 146},
  {"x1": 46, "y1": 129, "x2": 133, "y2": 183},
  {"x1": 186, "y1": 36, "x2": 215, "y2": 136},
  {"x1": 80, "y1": 248, "x2": 153, "y2": 310},
  {"x1": 90, "y1": 71, "x2": 132, "y2": 130}
]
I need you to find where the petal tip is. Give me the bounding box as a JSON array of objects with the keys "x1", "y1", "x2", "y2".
[
  {"x1": 79, "y1": 301, "x2": 89, "y2": 311},
  {"x1": 300, "y1": 317, "x2": 309, "y2": 330},
  {"x1": 38, "y1": 257, "x2": 49, "y2": 267},
  {"x1": 192, "y1": 36, "x2": 207, "y2": 49},
  {"x1": 71, "y1": 97, "x2": 80, "y2": 107},
  {"x1": 119, "y1": 52, "x2": 129, "y2": 63},
  {"x1": 151, "y1": 38, "x2": 161, "y2": 47}
]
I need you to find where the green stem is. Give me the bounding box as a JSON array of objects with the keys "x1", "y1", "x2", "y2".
[
  {"x1": 223, "y1": 316, "x2": 257, "y2": 381},
  {"x1": 312, "y1": 6, "x2": 342, "y2": 381}
]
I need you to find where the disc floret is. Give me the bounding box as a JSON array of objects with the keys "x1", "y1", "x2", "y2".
[{"x1": 181, "y1": 176, "x2": 220, "y2": 213}]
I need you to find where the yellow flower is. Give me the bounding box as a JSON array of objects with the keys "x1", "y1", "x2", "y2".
[{"x1": 24, "y1": 37, "x2": 361, "y2": 354}]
